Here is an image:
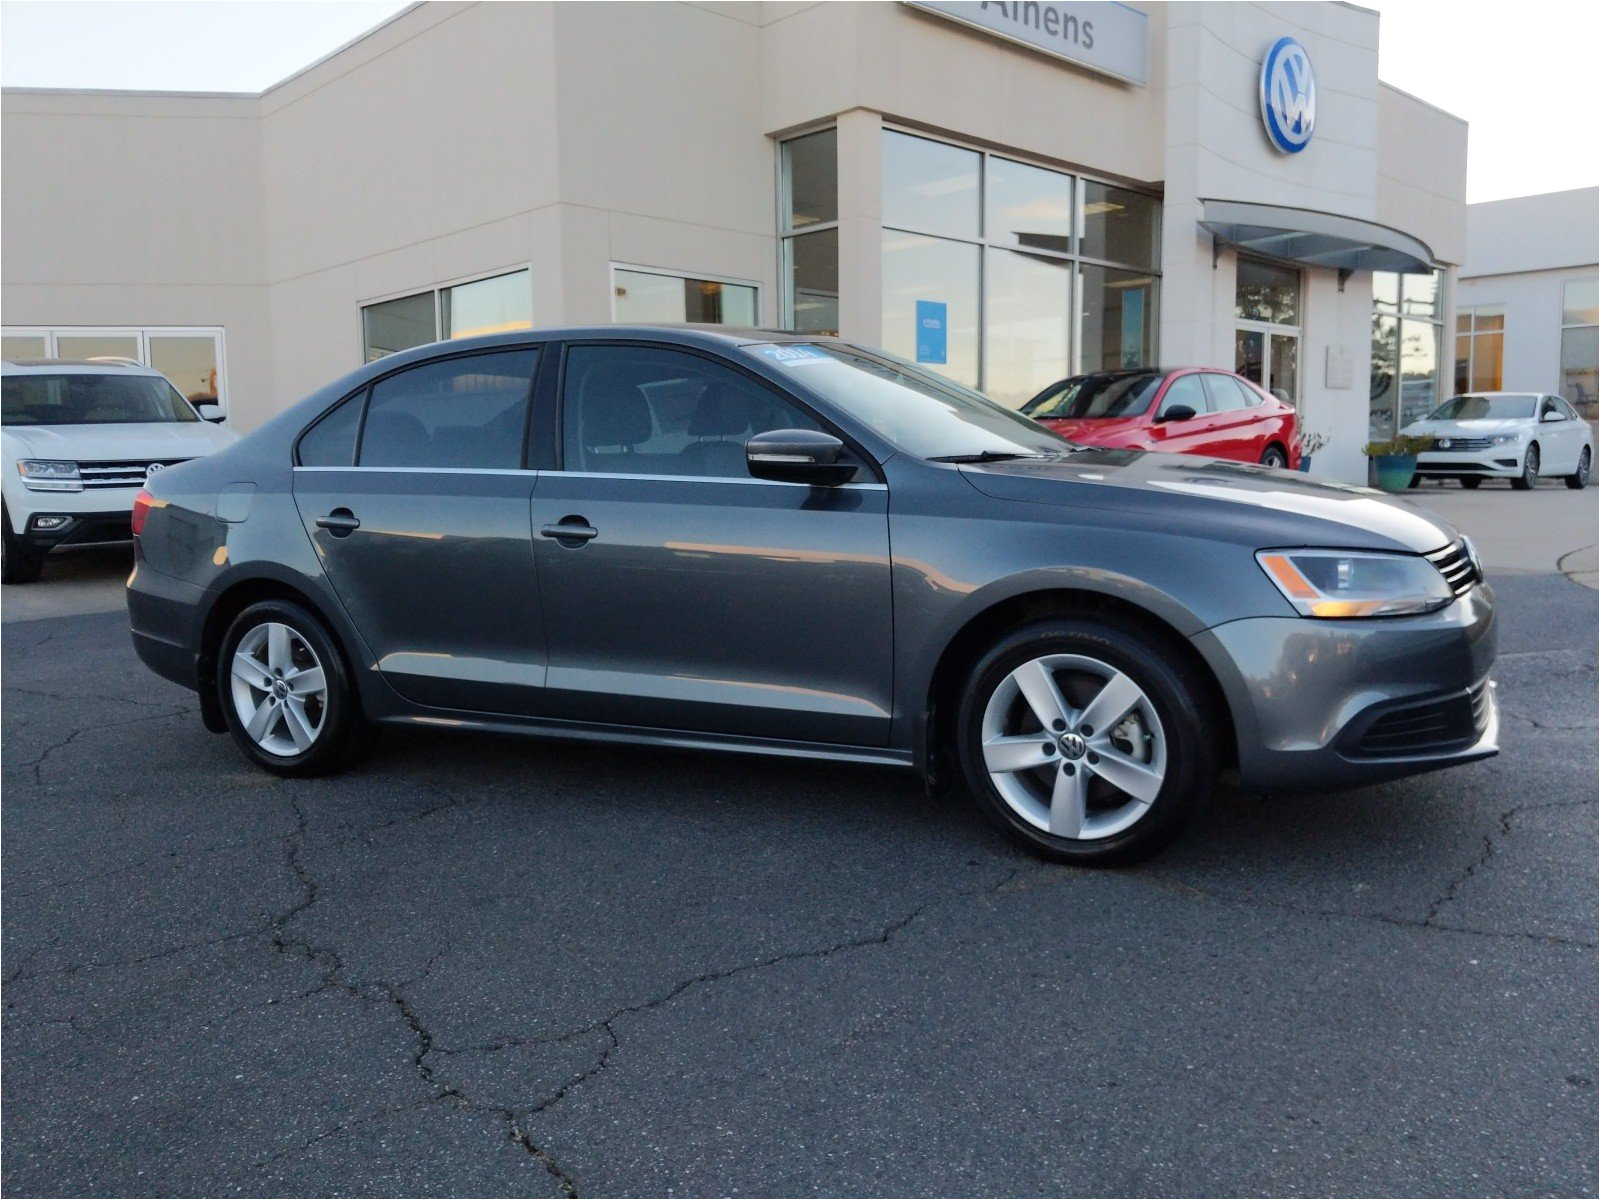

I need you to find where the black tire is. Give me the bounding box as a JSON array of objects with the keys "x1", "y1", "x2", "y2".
[
  {"x1": 1512, "y1": 444, "x2": 1540, "y2": 490},
  {"x1": 1459, "y1": 476, "x2": 1482, "y2": 490},
  {"x1": 1407, "y1": 473, "x2": 1421, "y2": 488},
  {"x1": 1565, "y1": 447, "x2": 1591, "y2": 490},
  {"x1": 216, "y1": 599, "x2": 369, "y2": 776},
  {"x1": 1259, "y1": 445, "x2": 1288, "y2": 470},
  {"x1": 954, "y1": 615, "x2": 1219, "y2": 866},
  {"x1": 1, "y1": 507, "x2": 45, "y2": 585}
]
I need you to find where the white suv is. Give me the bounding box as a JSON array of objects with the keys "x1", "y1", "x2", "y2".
[{"x1": 2, "y1": 359, "x2": 237, "y2": 583}]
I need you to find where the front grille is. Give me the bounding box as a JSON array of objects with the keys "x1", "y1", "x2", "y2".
[
  {"x1": 1416, "y1": 460, "x2": 1492, "y2": 473},
  {"x1": 1425, "y1": 540, "x2": 1481, "y2": 598},
  {"x1": 77, "y1": 458, "x2": 188, "y2": 489},
  {"x1": 1429, "y1": 436, "x2": 1494, "y2": 451}
]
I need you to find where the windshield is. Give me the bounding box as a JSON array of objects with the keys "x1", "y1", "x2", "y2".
[
  {"x1": 1425, "y1": 394, "x2": 1537, "y2": 421},
  {"x1": 2, "y1": 373, "x2": 200, "y2": 427},
  {"x1": 1023, "y1": 373, "x2": 1162, "y2": 420},
  {"x1": 750, "y1": 343, "x2": 1069, "y2": 461}
]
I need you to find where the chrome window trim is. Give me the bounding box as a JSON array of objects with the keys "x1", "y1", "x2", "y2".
[{"x1": 291, "y1": 464, "x2": 887, "y2": 490}]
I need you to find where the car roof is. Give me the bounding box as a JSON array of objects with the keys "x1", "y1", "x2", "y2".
[{"x1": 1, "y1": 358, "x2": 164, "y2": 376}]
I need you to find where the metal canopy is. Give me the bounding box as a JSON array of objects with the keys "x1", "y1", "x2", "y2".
[{"x1": 1199, "y1": 198, "x2": 1436, "y2": 275}]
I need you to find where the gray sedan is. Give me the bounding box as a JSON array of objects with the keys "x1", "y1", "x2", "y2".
[{"x1": 127, "y1": 327, "x2": 1498, "y2": 864}]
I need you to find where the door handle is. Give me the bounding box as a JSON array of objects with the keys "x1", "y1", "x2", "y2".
[
  {"x1": 316, "y1": 508, "x2": 361, "y2": 537},
  {"x1": 541, "y1": 517, "x2": 599, "y2": 545}
]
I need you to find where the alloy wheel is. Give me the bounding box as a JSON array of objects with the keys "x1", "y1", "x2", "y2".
[
  {"x1": 229, "y1": 621, "x2": 328, "y2": 757},
  {"x1": 1523, "y1": 446, "x2": 1540, "y2": 487},
  {"x1": 979, "y1": 653, "x2": 1167, "y2": 840}
]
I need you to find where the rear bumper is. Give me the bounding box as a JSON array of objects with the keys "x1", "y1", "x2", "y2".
[
  {"x1": 1192, "y1": 583, "x2": 1499, "y2": 790},
  {"x1": 126, "y1": 559, "x2": 207, "y2": 691}
]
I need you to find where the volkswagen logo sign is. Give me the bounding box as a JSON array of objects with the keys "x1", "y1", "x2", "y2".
[
  {"x1": 1438, "y1": 438, "x2": 1453, "y2": 450},
  {"x1": 146, "y1": 462, "x2": 164, "y2": 476},
  {"x1": 1259, "y1": 36, "x2": 1316, "y2": 154}
]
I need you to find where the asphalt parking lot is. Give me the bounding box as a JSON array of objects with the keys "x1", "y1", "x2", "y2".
[{"x1": 2, "y1": 483, "x2": 1596, "y2": 1197}]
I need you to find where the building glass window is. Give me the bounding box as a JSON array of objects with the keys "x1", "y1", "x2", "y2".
[
  {"x1": 1561, "y1": 279, "x2": 1598, "y2": 416},
  {"x1": 1079, "y1": 182, "x2": 1158, "y2": 272},
  {"x1": 361, "y1": 269, "x2": 531, "y2": 362},
  {"x1": 2, "y1": 333, "x2": 48, "y2": 361},
  {"x1": 780, "y1": 128, "x2": 840, "y2": 336},
  {"x1": 881, "y1": 231, "x2": 981, "y2": 389},
  {"x1": 2, "y1": 326, "x2": 228, "y2": 413},
  {"x1": 985, "y1": 249, "x2": 1071, "y2": 407},
  {"x1": 873, "y1": 128, "x2": 1160, "y2": 404},
  {"x1": 613, "y1": 267, "x2": 758, "y2": 326},
  {"x1": 1081, "y1": 266, "x2": 1157, "y2": 375},
  {"x1": 1371, "y1": 269, "x2": 1445, "y2": 439},
  {"x1": 1235, "y1": 257, "x2": 1300, "y2": 404},
  {"x1": 1453, "y1": 305, "x2": 1505, "y2": 395},
  {"x1": 442, "y1": 271, "x2": 533, "y2": 340}
]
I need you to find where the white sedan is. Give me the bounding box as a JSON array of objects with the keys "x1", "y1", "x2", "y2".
[{"x1": 1404, "y1": 392, "x2": 1593, "y2": 490}]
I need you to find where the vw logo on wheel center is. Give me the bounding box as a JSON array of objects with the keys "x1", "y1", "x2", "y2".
[{"x1": 1259, "y1": 36, "x2": 1316, "y2": 154}]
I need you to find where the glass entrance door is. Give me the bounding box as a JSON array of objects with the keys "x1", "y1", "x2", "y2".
[{"x1": 1235, "y1": 327, "x2": 1298, "y2": 403}]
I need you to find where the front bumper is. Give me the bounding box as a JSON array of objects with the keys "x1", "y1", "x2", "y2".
[
  {"x1": 16, "y1": 510, "x2": 134, "y2": 551},
  {"x1": 1414, "y1": 445, "x2": 1526, "y2": 478},
  {"x1": 1192, "y1": 582, "x2": 1499, "y2": 789}
]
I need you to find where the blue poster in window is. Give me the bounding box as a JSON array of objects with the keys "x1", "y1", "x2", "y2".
[
  {"x1": 1120, "y1": 290, "x2": 1145, "y2": 369},
  {"x1": 915, "y1": 300, "x2": 948, "y2": 365}
]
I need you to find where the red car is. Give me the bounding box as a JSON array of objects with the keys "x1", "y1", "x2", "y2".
[{"x1": 1020, "y1": 368, "x2": 1300, "y2": 469}]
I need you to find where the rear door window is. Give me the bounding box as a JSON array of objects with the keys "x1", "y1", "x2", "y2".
[
  {"x1": 357, "y1": 349, "x2": 538, "y2": 470},
  {"x1": 1201, "y1": 374, "x2": 1252, "y2": 411}
]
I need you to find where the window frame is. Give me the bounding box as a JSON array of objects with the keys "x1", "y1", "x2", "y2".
[
  {"x1": 358, "y1": 266, "x2": 533, "y2": 364},
  {"x1": 547, "y1": 338, "x2": 882, "y2": 484},
  {"x1": 873, "y1": 124, "x2": 1163, "y2": 388},
  {"x1": 294, "y1": 342, "x2": 546, "y2": 472},
  {"x1": 3, "y1": 325, "x2": 229, "y2": 414},
  {"x1": 1559, "y1": 278, "x2": 1599, "y2": 414},
  {"x1": 778, "y1": 123, "x2": 842, "y2": 334},
  {"x1": 608, "y1": 263, "x2": 762, "y2": 326}
]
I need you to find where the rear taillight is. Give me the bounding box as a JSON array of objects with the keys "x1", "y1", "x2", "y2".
[{"x1": 131, "y1": 489, "x2": 155, "y2": 537}]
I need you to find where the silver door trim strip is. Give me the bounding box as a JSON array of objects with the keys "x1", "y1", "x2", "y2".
[{"x1": 293, "y1": 465, "x2": 888, "y2": 489}]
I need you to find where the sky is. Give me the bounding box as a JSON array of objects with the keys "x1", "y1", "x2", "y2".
[{"x1": 0, "y1": 0, "x2": 1595, "y2": 204}]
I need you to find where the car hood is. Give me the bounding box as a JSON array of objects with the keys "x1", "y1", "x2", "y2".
[
  {"x1": 959, "y1": 447, "x2": 1457, "y2": 554},
  {"x1": 1402, "y1": 418, "x2": 1529, "y2": 437},
  {"x1": 1034, "y1": 416, "x2": 1142, "y2": 445},
  {"x1": 3, "y1": 421, "x2": 237, "y2": 461}
]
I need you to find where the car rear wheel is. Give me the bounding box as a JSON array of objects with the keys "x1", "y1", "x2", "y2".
[
  {"x1": 1259, "y1": 445, "x2": 1288, "y2": 469},
  {"x1": 217, "y1": 600, "x2": 367, "y2": 776},
  {"x1": 1, "y1": 507, "x2": 45, "y2": 585},
  {"x1": 1566, "y1": 447, "x2": 1591, "y2": 490},
  {"x1": 955, "y1": 616, "x2": 1218, "y2": 866},
  {"x1": 1512, "y1": 444, "x2": 1540, "y2": 490},
  {"x1": 1459, "y1": 476, "x2": 1482, "y2": 490}
]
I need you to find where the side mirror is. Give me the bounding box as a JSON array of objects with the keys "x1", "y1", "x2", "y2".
[
  {"x1": 1541, "y1": 409, "x2": 1564, "y2": 422},
  {"x1": 746, "y1": 428, "x2": 857, "y2": 486},
  {"x1": 195, "y1": 403, "x2": 226, "y2": 423},
  {"x1": 1157, "y1": 405, "x2": 1197, "y2": 423}
]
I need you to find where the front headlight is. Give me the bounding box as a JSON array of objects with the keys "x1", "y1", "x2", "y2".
[
  {"x1": 17, "y1": 460, "x2": 83, "y2": 492},
  {"x1": 1489, "y1": 433, "x2": 1521, "y2": 445},
  {"x1": 1256, "y1": 549, "x2": 1453, "y2": 618}
]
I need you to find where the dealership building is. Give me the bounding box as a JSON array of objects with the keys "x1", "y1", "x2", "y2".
[{"x1": 2, "y1": 0, "x2": 1469, "y2": 483}]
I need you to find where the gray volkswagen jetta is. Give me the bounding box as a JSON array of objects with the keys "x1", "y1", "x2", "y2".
[{"x1": 127, "y1": 327, "x2": 1498, "y2": 864}]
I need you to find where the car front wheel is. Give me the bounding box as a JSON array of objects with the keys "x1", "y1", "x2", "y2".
[
  {"x1": 1512, "y1": 444, "x2": 1540, "y2": 490},
  {"x1": 1, "y1": 507, "x2": 45, "y2": 585},
  {"x1": 955, "y1": 616, "x2": 1218, "y2": 865},
  {"x1": 217, "y1": 600, "x2": 367, "y2": 776},
  {"x1": 1459, "y1": 476, "x2": 1482, "y2": 490}
]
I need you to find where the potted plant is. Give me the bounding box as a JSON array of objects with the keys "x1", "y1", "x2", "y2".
[
  {"x1": 1296, "y1": 430, "x2": 1328, "y2": 473},
  {"x1": 1364, "y1": 435, "x2": 1432, "y2": 492}
]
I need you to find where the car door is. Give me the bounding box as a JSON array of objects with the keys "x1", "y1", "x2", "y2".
[
  {"x1": 292, "y1": 346, "x2": 547, "y2": 714},
  {"x1": 1146, "y1": 372, "x2": 1218, "y2": 457},
  {"x1": 531, "y1": 340, "x2": 894, "y2": 746},
  {"x1": 1200, "y1": 372, "x2": 1274, "y2": 461},
  {"x1": 1539, "y1": 395, "x2": 1583, "y2": 472}
]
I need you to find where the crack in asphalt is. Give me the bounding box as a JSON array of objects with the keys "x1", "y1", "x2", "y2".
[{"x1": 5, "y1": 705, "x2": 195, "y2": 785}]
